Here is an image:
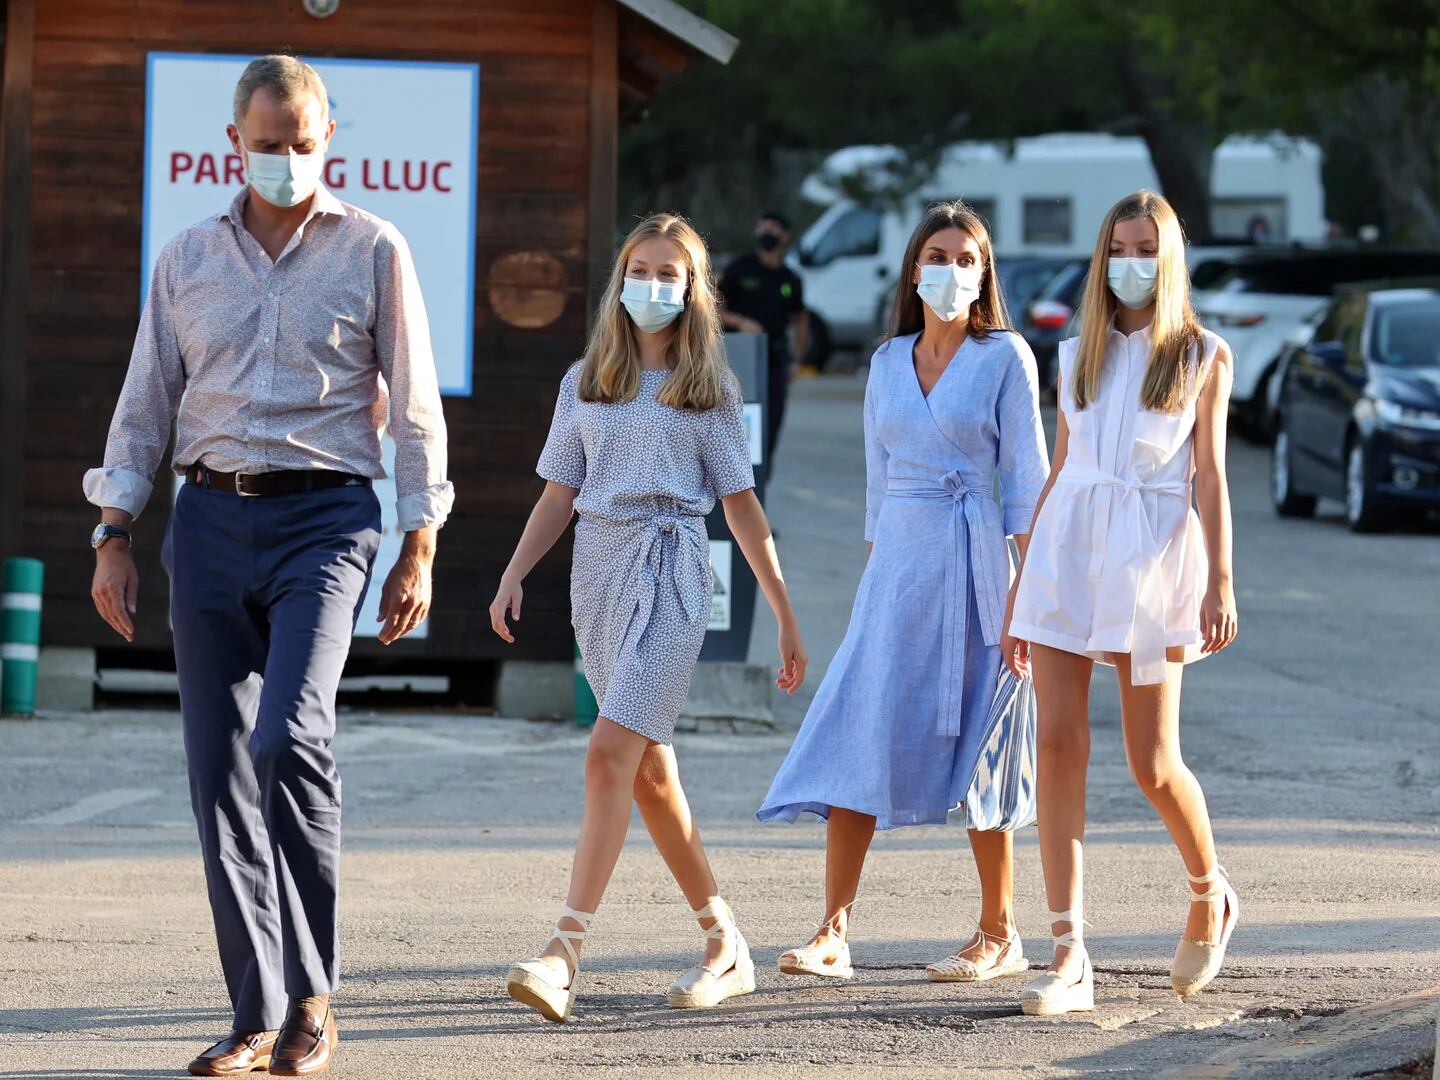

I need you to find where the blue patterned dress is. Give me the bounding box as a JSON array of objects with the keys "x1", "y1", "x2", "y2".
[
  {"x1": 537, "y1": 362, "x2": 755, "y2": 744},
  {"x1": 757, "y1": 331, "x2": 1048, "y2": 829}
]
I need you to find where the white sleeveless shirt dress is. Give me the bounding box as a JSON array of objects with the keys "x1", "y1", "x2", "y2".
[{"x1": 1009, "y1": 323, "x2": 1226, "y2": 685}]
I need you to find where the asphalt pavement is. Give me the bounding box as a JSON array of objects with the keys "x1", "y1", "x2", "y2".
[{"x1": 1, "y1": 372, "x2": 1436, "y2": 1079}]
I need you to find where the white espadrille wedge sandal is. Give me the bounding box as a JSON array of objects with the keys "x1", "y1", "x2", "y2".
[
  {"x1": 1019, "y1": 909, "x2": 1093, "y2": 1016},
  {"x1": 1171, "y1": 865, "x2": 1239, "y2": 996},
  {"x1": 777, "y1": 905, "x2": 854, "y2": 981},
  {"x1": 666, "y1": 897, "x2": 757, "y2": 1009},
  {"x1": 505, "y1": 906, "x2": 595, "y2": 1023},
  {"x1": 926, "y1": 926, "x2": 1028, "y2": 983}
]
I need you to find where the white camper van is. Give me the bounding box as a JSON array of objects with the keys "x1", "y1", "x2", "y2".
[{"x1": 794, "y1": 133, "x2": 1326, "y2": 350}]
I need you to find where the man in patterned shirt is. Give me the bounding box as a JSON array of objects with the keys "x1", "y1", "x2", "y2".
[{"x1": 83, "y1": 55, "x2": 452, "y2": 1077}]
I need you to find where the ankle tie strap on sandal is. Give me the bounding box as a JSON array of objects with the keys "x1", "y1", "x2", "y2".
[
  {"x1": 1187, "y1": 865, "x2": 1229, "y2": 902},
  {"x1": 1048, "y1": 907, "x2": 1091, "y2": 950},
  {"x1": 551, "y1": 906, "x2": 596, "y2": 972}
]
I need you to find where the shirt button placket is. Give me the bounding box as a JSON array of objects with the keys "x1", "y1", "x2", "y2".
[{"x1": 260, "y1": 268, "x2": 281, "y2": 471}]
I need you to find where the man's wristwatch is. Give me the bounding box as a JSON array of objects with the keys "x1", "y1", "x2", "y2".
[{"x1": 91, "y1": 523, "x2": 133, "y2": 551}]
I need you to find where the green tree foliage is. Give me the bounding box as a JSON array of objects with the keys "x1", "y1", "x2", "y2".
[{"x1": 621, "y1": 1, "x2": 1440, "y2": 248}]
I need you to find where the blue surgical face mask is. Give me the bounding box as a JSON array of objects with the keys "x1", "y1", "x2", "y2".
[
  {"x1": 620, "y1": 277, "x2": 686, "y2": 333},
  {"x1": 1107, "y1": 257, "x2": 1159, "y2": 309},
  {"x1": 241, "y1": 137, "x2": 325, "y2": 208},
  {"x1": 916, "y1": 262, "x2": 982, "y2": 322}
]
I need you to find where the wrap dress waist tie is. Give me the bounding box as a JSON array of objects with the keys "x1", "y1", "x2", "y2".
[
  {"x1": 886, "y1": 469, "x2": 1007, "y2": 737},
  {"x1": 1056, "y1": 463, "x2": 1191, "y2": 686},
  {"x1": 614, "y1": 510, "x2": 710, "y2": 676}
]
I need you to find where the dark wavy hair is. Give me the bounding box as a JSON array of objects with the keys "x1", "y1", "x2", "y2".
[{"x1": 884, "y1": 199, "x2": 1010, "y2": 342}]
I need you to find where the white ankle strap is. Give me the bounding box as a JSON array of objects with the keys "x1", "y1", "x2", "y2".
[
  {"x1": 976, "y1": 925, "x2": 1020, "y2": 946},
  {"x1": 693, "y1": 897, "x2": 735, "y2": 941},
  {"x1": 819, "y1": 901, "x2": 854, "y2": 933},
  {"x1": 1048, "y1": 908, "x2": 1090, "y2": 949},
  {"x1": 1188, "y1": 866, "x2": 1229, "y2": 902},
  {"x1": 551, "y1": 906, "x2": 596, "y2": 968}
]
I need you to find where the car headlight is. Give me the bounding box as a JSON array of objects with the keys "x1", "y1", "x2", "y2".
[{"x1": 1375, "y1": 399, "x2": 1440, "y2": 430}]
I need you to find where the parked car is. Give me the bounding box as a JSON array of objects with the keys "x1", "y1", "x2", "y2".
[
  {"x1": 998, "y1": 256, "x2": 1071, "y2": 316},
  {"x1": 1019, "y1": 258, "x2": 1089, "y2": 389},
  {"x1": 1195, "y1": 249, "x2": 1440, "y2": 438},
  {"x1": 1272, "y1": 283, "x2": 1440, "y2": 531}
]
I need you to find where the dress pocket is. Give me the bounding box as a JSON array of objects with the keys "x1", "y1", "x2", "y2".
[{"x1": 1132, "y1": 408, "x2": 1189, "y2": 466}]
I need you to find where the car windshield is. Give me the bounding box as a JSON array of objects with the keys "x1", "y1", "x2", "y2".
[
  {"x1": 1210, "y1": 254, "x2": 1440, "y2": 297},
  {"x1": 1371, "y1": 299, "x2": 1440, "y2": 368}
]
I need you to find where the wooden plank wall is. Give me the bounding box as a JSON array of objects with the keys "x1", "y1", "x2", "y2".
[
  {"x1": 22, "y1": 0, "x2": 607, "y2": 665},
  {"x1": 0, "y1": 0, "x2": 36, "y2": 564}
]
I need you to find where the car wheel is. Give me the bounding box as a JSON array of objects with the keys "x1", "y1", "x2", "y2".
[
  {"x1": 1344, "y1": 437, "x2": 1390, "y2": 533},
  {"x1": 1271, "y1": 425, "x2": 1316, "y2": 518}
]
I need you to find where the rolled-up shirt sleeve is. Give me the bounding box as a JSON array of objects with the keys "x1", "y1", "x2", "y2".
[
  {"x1": 82, "y1": 241, "x2": 187, "y2": 519},
  {"x1": 374, "y1": 222, "x2": 454, "y2": 531}
]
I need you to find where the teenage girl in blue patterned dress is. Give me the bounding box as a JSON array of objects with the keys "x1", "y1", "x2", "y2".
[{"x1": 490, "y1": 213, "x2": 808, "y2": 1023}]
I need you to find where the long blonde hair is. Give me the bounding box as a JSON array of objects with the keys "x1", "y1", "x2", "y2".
[
  {"x1": 884, "y1": 200, "x2": 1010, "y2": 342},
  {"x1": 1072, "y1": 190, "x2": 1204, "y2": 413},
  {"x1": 578, "y1": 212, "x2": 731, "y2": 411}
]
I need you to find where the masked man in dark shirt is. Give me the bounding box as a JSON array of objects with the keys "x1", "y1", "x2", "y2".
[{"x1": 718, "y1": 211, "x2": 810, "y2": 463}]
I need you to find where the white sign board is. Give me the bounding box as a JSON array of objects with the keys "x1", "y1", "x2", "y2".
[
  {"x1": 742, "y1": 402, "x2": 763, "y2": 466},
  {"x1": 142, "y1": 52, "x2": 479, "y2": 396},
  {"x1": 708, "y1": 540, "x2": 732, "y2": 632}
]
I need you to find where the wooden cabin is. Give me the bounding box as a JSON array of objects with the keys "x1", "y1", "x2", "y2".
[{"x1": 0, "y1": 0, "x2": 737, "y2": 704}]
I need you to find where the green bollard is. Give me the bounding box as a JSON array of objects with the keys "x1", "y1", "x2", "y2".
[
  {"x1": 574, "y1": 638, "x2": 598, "y2": 728},
  {"x1": 1, "y1": 558, "x2": 44, "y2": 717}
]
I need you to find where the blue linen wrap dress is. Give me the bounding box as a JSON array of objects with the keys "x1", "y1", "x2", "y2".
[
  {"x1": 757, "y1": 330, "x2": 1048, "y2": 829},
  {"x1": 537, "y1": 362, "x2": 756, "y2": 745}
]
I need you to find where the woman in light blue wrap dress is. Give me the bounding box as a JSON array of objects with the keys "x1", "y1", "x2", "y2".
[{"x1": 758, "y1": 202, "x2": 1049, "y2": 983}]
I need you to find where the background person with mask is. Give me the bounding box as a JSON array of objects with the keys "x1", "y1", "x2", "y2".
[
  {"x1": 718, "y1": 211, "x2": 810, "y2": 463},
  {"x1": 83, "y1": 54, "x2": 452, "y2": 1077}
]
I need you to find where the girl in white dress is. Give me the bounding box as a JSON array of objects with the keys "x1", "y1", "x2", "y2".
[{"x1": 1005, "y1": 191, "x2": 1240, "y2": 1015}]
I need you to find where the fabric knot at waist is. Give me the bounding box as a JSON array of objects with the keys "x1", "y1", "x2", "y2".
[
  {"x1": 1055, "y1": 463, "x2": 1192, "y2": 686},
  {"x1": 885, "y1": 469, "x2": 1008, "y2": 737}
]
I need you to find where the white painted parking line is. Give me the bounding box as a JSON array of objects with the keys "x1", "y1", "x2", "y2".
[{"x1": 25, "y1": 787, "x2": 162, "y2": 826}]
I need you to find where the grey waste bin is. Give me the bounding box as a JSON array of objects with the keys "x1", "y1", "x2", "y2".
[{"x1": 699, "y1": 332, "x2": 768, "y2": 663}]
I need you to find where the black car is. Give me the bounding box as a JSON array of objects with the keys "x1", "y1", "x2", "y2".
[{"x1": 1272, "y1": 284, "x2": 1440, "y2": 531}]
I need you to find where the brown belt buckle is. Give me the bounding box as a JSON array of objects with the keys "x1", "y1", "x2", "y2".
[{"x1": 233, "y1": 471, "x2": 261, "y2": 497}]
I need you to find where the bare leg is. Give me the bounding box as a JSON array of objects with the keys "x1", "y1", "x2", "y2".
[
  {"x1": 537, "y1": 718, "x2": 650, "y2": 980},
  {"x1": 1031, "y1": 644, "x2": 1094, "y2": 980},
  {"x1": 948, "y1": 829, "x2": 1016, "y2": 964},
  {"x1": 1113, "y1": 656, "x2": 1222, "y2": 944},
  {"x1": 824, "y1": 807, "x2": 876, "y2": 933},
  {"x1": 780, "y1": 806, "x2": 876, "y2": 967},
  {"x1": 632, "y1": 743, "x2": 731, "y2": 969},
  {"x1": 968, "y1": 829, "x2": 1015, "y2": 935}
]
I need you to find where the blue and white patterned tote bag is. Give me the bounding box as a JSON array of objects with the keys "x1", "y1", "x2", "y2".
[{"x1": 964, "y1": 666, "x2": 1038, "y2": 832}]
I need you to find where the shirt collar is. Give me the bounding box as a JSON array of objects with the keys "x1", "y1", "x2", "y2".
[
  {"x1": 1107, "y1": 315, "x2": 1154, "y2": 343},
  {"x1": 221, "y1": 182, "x2": 348, "y2": 226}
]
